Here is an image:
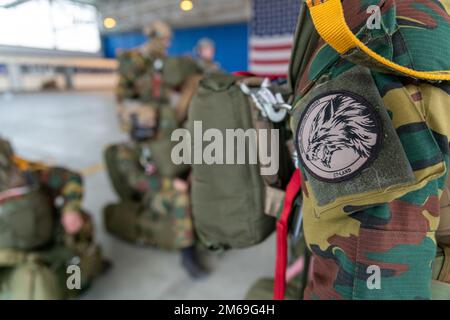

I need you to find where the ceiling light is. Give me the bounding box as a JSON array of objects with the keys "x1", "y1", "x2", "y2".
[
  {"x1": 103, "y1": 17, "x2": 117, "y2": 29},
  {"x1": 180, "y1": 0, "x2": 193, "y2": 12}
]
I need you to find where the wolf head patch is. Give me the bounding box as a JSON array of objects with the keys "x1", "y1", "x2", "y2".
[{"x1": 296, "y1": 91, "x2": 382, "y2": 183}]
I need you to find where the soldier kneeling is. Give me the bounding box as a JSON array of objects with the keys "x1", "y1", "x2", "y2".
[
  {"x1": 0, "y1": 137, "x2": 109, "y2": 300},
  {"x1": 104, "y1": 104, "x2": 210, "y2": 279}
]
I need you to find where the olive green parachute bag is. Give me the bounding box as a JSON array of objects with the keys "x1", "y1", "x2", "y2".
[
  {"x1": 104, "y1": 144, "x2": 141, "y2": 201},
  {"x1": 188, "y1": 74, "x2": 295, "y2": 250},
  {"x1": 104, "y1": 192, "x2": 193, "y2": 251},
  {"x1": 104, "y1": 139, "x2": 190, "y2": 202},
  {"x1": 0, "y1": 189, "x2": 54, "y2": 251}
]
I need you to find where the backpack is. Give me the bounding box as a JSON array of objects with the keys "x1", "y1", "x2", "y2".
[
  {"x1": 104, "y1": 139, "x2": 190, "y2": 202},
  {"x1": 0, "y1": 188, "x2": 54, "y2": 251},
  {"x1": 188, "y1": 74, "x2": 295, "y2": 250},
  {"x1": 0, "y1": 260, "x2": 63, "y2": 300},
  {"x1": 104, "y1": 190, "x2": 194, "y2": 251},
  {"x1": 0, "y1": 242, "x2": 104, "y2": 300}
]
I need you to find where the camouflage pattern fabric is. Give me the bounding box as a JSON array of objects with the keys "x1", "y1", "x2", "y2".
[
  {"x1": 114, "y1": 142, "x2": 164, "y2": 196},
  {"x1": 116, "y1": 50, "x2": 149, "y2": 102},
  {"x1": 147, "y1": 186, "x2": 194, "y2": 249},
  {"x1": 32, "y1": 166, "x2": 84, "y2": 215},
  {"x1": 104, "y1": 142, "x2": 194, "y2": 249},
  {"x1": 290, "y1": 0, "x2": 450, "y2": 300},
  {"x1": 116, "y1": 49, "x2": 201, "y2": 105}
]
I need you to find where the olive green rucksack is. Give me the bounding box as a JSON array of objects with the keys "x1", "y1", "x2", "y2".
[
  {"x1": 104, "y1": 144, "x2": 141, "y2": 201},
  {"x1": 0, "y1": 243, "x2": 104, "y2": 300},
  {"x1": 0, "y1": 189, "x2": 54, "y2": 251},
  {"x1": 104, "y1": 197, "x2": 192, "y2": 251},
  {"x1": 163, "y1": 56, "x2": 202, "y2": 89},
  {"x1": 188, "y1": 74, "x2": 294, "y2": 250},
  {"x1": 104, "y1": 139, "x2": 190, "y2": 202},
  {"x1": 0, "y1": 260, "x2": 63, "y2": 300}
]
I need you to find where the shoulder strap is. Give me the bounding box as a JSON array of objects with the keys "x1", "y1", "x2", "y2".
[
  {"x1": 306, "y1": 0, "x2": 450, "y2": 81},
  {"x1": 274, "y1": 169, "x2": 302, "y2": 300}
]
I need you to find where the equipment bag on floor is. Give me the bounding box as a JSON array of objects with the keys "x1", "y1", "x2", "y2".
[
  {"x1": 104, "y1": 187, "x2": 194, "y2": 251},
  {"x1": 0, "y1": 188, "x2": 54, "y2": 251},
  {"x1": 104, "y1": 139, "x2": 190, "y2": 202},
  {"x1": 188, "y1": 74, "x2": 295, "y2": 250}
]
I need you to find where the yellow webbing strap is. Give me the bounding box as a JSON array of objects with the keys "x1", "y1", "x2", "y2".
[
  {"x1": 306, "y1": 0, "x2": 450, "y2": 81},
  {"x1": 12, "y1": 156, "x2": 47, "y2": 172}
]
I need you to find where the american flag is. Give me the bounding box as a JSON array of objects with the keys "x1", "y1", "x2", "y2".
[{"x1": 249, "y1": 0, "x2": 301, "y2": 78}]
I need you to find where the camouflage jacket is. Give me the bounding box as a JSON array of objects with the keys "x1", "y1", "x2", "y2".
[
  {"x1": 114, "y1": 141, "x2": 173, "y2": 196},
  {"x1": 290, "y1": 0, "x2": 450, "y2": 300},
  {"x1": 116, "y1": 49, "x2": 202, "y2": 106}
]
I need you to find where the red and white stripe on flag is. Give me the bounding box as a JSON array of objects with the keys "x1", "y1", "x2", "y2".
[{"x1": 249, "y1": 35, "x2": 293, "y2": 78}]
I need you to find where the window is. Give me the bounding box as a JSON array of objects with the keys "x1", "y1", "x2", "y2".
[{"x1": 0, "y1": 0, "x2": 101, "y2": 53}]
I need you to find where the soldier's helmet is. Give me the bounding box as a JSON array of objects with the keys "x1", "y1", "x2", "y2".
[{"x1": 143, "y1": 20, "x2": 173, "y2": 40}]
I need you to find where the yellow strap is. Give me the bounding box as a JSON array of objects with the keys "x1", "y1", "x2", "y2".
[
  {"x1": 306, "y1": 0, "x2": 450, "y2": 81},
  {"x1": 11, "y1": 156, "x2": 47, "y2": 171}
]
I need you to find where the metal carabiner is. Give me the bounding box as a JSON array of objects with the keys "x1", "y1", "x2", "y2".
[{"x1": 239, "y1": 78, "x2": 292, "y2": 123}]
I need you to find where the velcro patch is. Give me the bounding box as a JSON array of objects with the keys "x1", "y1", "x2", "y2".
[{"x1": 296, "y1": 90, "x2": 382, "y2": 183}]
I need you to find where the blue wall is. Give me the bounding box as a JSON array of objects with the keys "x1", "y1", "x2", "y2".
[{"x1": 102, "y1": 22, "x2": 248, "y2": 73}]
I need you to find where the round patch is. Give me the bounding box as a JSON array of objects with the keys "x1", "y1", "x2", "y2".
[{"x1": 296, "y1": 91, "x2": 382, "y2": 183}]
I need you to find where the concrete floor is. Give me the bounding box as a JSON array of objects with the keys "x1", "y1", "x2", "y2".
[{"x1": 0, "y1": 91, "x2": 276, "y2": 300}]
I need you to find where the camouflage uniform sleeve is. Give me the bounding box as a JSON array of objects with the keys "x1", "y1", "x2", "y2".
[
  {"x1": 35, "y1": 165, "x2": 84, "y2": 214},
  {"x1": 116, "y1": 51, "x2": 139, "y2": 102},
  {"x1": 115, "y1": 143, "x2": 171, "y2": 195},
  {"x1": 116, "y1": 64, "x2": 132, "y2": 102}
]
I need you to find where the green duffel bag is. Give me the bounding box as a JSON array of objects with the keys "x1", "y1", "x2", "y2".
[
  {"x1": 104, "y1": 194, "x2": 193, "y2": 251},
  {"x1": 1, "y1": 260, "x2": 63, "y2": 300},
  {"x1": 148, "y1": 138, "x2": 190, "y2": 179},
  {"x1": 0, "y1": 248, "x2": 71, "y2": 300},
  {"x1": 0, "y1": 189, "x2": 54, "y2": 251},
  {"x1": 188, "y1": 74, "x2": 294, "y2": 250},
  {"x1": 104, "y1": 144, "x2": 141, "y2": 201},
  {"x1": 0, "y1": 244, "x2": 104, "y2": 300},
  {"x1": 163, "y1": 56, "x2": 202, "y2": 89},
  {"x1": 104, "y1": 140, "x2": 190, "y2": 202}
]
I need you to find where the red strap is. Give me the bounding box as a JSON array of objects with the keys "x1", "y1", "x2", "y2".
[
  {"x1": 152, "y1": 73, "x2": 162, "y2": 98},
  {"x1": 232, "y1": 71, "x2": 256, "y2": 77},
  {"x1": 274, "y1": 169, "x2": 302, "y2": 300}
]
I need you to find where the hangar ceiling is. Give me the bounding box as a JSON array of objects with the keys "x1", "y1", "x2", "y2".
[{"x1": 0, "y1": 0, "x2": 251, "y2": 32}]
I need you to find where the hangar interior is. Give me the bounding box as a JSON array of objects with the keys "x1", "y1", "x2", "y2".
[{"x1": 0, "y1": 0, "x2": 281, "y2": 299}]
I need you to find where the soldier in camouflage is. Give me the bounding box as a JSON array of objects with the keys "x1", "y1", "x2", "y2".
[
  {"x1": 105, "y1": 21, "x2": 209, "y2": 279},
  {"x1": 194, "y1": 38, "x2": 223, "y2": 75},
  {"x1": 289, "y1": 0, "x2": 450, "y2": 299},
  {"x1": 116, "y1": 20, "x2": 203, "y2": 130},
  {"x1": 0, "y1": 137, "x2": 108, "y2": 299}
]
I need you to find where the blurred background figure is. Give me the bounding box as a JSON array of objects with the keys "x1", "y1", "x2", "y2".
[
  {"x1": 0, "y1": 137, "x2": 109, "y2": 300},
  {"x1": 194, "y1": 38, "x2": 222, "y2": 74},
  {"x1": 104, "y1": 20, "x2": 208, "y2": 279},
  {"x1": 0, "y1": 0, "x2": 302, "y2": 299}
]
